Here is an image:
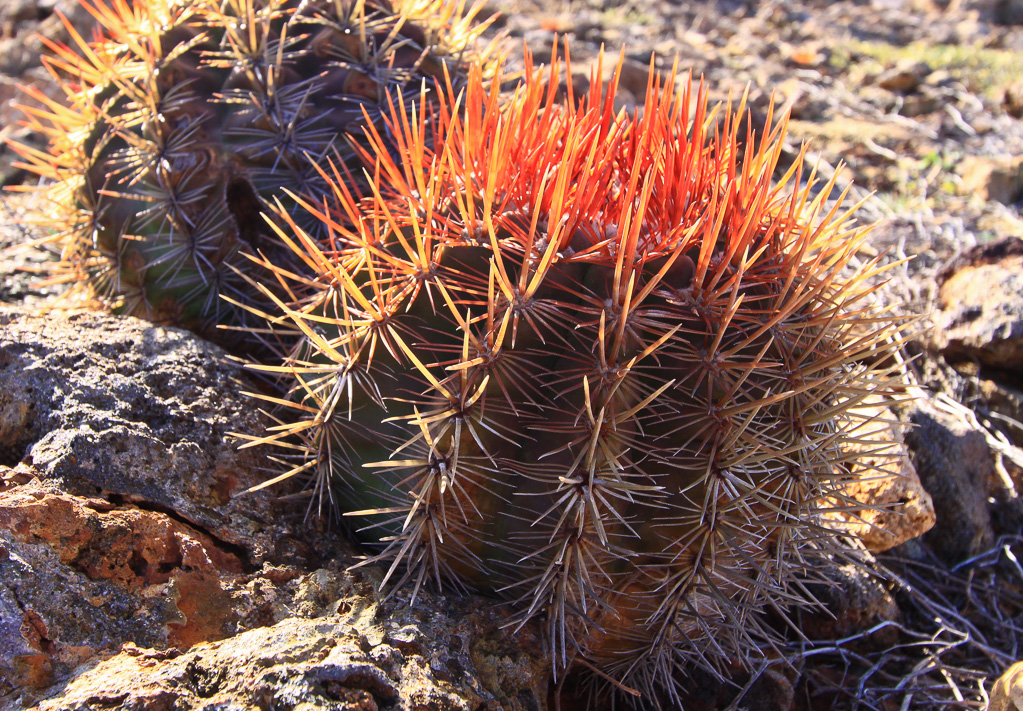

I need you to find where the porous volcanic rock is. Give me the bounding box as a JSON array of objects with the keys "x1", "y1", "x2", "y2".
[
  {"x1": 936, "y1": 238, "x2": 1023, "y2": 373},
  {"x1": 0, "y1": 307, "x2": 331, "y2": 698},
  {"x1": 24, "y1": 570, "x2": 548, "y2": 711},
  {"x1": 0, "y1": 308, "x2": 549, "y2": 710},
  {"x1": 828, "y1": 401, "x2": 935, "y2": 552},
  {"x1": 0, "y1": 308, "x2": 301, "y2": 561},
  {"x1": 0, "y1": 470, "x2": 253, "y2": 694}
]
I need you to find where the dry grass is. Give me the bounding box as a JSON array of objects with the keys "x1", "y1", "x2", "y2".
[{"x1": 794, "y1": 536, "x2": 1023, "y2": 709}]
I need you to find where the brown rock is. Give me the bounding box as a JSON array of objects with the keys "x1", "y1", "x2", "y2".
[
  {"x1": 990, "y1": 661, "x2": 1023, "y2": 711},
  {"x1": 28, "y1": 582, "x2": 548, "y2": 711},
  {"x1": 936, "y1": 238, "x2": 1023, "y2": 371},
  {"x1": 903, "y1": 401, "x2": 997, "y2": 562},
  {"x1": 0, "y1": 488, "x2": 242, "y2": 586},
  {"x1": 958, "y1": 155, "x2": 1023, "y2": 204},
  {"x1": 616, "y1": 56, "x2": 656, "y2": 100},
  {"x1": 0, "y1": 309, "x2": 308, "y2": 696},
  {"x1": 800, "y1": 561, "x2": 899, "y2": 644},
  {"x1": 786, "y1": 43, "x2": 825, "y2": 68},
  {"x1": 1005, "y1": 81, "x2": 1023, "y2": 118},
  {"x1": 898, "y1": 91, "x2": 941, "y2": 118},
  {"x1": 0, "y1": 485, "x2": 246, "y2": 653},
  {"x1": 744, "y1": 669, "x2": 795, "y2": 711},
  {"x1": 876, "y1": 60, "x2": 930, "y2": 93},
  {"x1": 1, "y1": 510, "x2": 168, "y2": 695},
  {"x1": 829, "y1": 401, "x2": 936, "y2": 552}
]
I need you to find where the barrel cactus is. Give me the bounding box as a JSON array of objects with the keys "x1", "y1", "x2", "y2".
[
  {"x1": 8, "y1": 0, "x2": 497, "y2": 346},
  {"x1": 247, "y1": 49, "x2": 908, "y2": 702}
]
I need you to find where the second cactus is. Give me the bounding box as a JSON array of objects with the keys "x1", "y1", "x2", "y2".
[{"x1": 11, "y1": 0, "x2": 496, "y2": 346}]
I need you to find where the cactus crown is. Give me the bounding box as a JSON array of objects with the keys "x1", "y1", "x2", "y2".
[
  {"x1": 244, "y1": 45, "x2": 909, "y2": 702},
  {"x1": 7, "y1": 0, "x2": 499, "y2": 347}
]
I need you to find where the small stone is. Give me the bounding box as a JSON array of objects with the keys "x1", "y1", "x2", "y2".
[
  {"x1": 744, "y1": 668, "x2": 795, "y2": 711},
  {"x1": 800, "y1": 561, "x2": 899, "y2": 643},
  {"x1": 617, "y1": 56, "x2": 657, "y2": 101},
  {"x1": 899, "y1": 91, "x2": 941, "y2": 118},
  {"x1": 958, "y1": 155, "x2": 1023, "y2": 204},
  {"x1": 936, "y1": 238, "x2": 1023, "y2": 370},
  {"x1": 995, "y1": 0, "x2": 1023, "y2": 24},
  {"x1": 876, "y1": 60, "x2": 931, "y2": 93},
  {"x1": 787, "y1": 43, "x2": 824, "y2": 68},
  {"x1": 1005, "y1": 82, "x2": 1023, "y2": 118},
  {"x1": 990, "y1": 660, "x2": 1023, "y2": 711}
]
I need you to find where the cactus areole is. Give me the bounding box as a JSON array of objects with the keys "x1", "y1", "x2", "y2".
[
  {"x1": 243, "y1": 45, "x2": 910, "y2": 702},
  {"x1": 9, "y1": 0, "x2": 497, "y2": 346}
]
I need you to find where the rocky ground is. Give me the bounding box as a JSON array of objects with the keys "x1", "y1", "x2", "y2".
[{"x1": 1, "y1": 0, "x2": 1023, "y2": 710}]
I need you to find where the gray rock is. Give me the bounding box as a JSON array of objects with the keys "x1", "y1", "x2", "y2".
[
  {"x1": 0, "y1": 309, "x2": 292, "y2": 559},
  {"x1": 903, "y1": 401, "x2": 996, "y2": 562},
  {"x1": 0, "y1": 516, "x2": 169, "y2": 695},
  {"x1": 0, "y1": 309, "x2": 549, "y2": 710}
]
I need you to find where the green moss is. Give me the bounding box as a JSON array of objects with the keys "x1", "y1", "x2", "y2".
[{"x1": 600, "y1": 5, "x2": 654, "y2": 26}]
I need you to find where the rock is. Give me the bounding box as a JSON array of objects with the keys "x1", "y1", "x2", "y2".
[
  {"x1": 1005, "y1": 81, "x2": 1023, "y2": 118},
  {"x1": 786, "y1": 43, "x2": 825, "y2": 68},
  {"x1": 0, "y1": 195, "x2": 67, "y2": 308},
  {"x1": 936, "y1": 238, "x2": 1023, "y2": 371},
  {"x1": 990, "y1": 661, "x2": 1023, "y2": 711},
  {"x1": 0, "y1": 308, "x2": 303, "y2": 563},
  {"x1": 800, "y1": 561, "x2": 899, "y2": 644},
  {"x1": 30, "y1": 604, "x2": 547, "y2": 711},
  {"x1": 974, "y1": 378, "x2": 1023, "y2": 497},
  {"x1": 0, "y1": 308, "x2": 313, "y2": 696},
  {"x1": 875, "y1": 60, "x2": 930, "y2": 93},
  {"x1": 0, "y1": 470, "x2": 295, "y2": 688},
  {"x1": 616, "y1": 56, "x2": 658, "y2": 103},
  {"x1": 978, "y1": 378, "x2": 1023, "y2": 450},
  {"x1": 0, "y1": 309, "x2": 549, "y2": 709},
  {"x1": 958, "y1": 155, "x2": 1023, "y2": 205},
  {"x1": 828, "y1": 402, "x2": 935, "y2": 552},
  {"x1": 898, "y1": 90, "x2": 941, "y2": 118},
  {"x1": 995, "y1": 0, "x2": 1023, "y2": 23},
  {"x1": 744, "y1": 669, "x2": 795, "y2": 711},
  {"x1": 902, "y1": 401, "x2": 996, "y2": 563},
  {"x1": 0, "y1": 474, "x2": 248, "y2": 695}
]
